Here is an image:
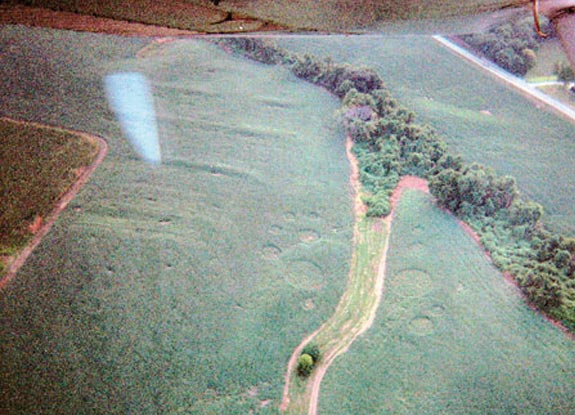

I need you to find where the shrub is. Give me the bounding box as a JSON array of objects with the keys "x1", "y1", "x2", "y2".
[
  {"x1": 459, "y1": 15, "x2": 544, "y2": 76},
  {"x1": 220, "y1": 35, "x2": 575, "y2": 330},
  {"x1": 302, "y1": 344, "x2": 321, "y2": 363},
  {"x1": 297, "y1": 353, "x2": 314, "y2": 378}
]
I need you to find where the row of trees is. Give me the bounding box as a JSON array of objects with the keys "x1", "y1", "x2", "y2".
[
  {"x1": 217, "y1": 37, "x2": 575, "y2": 330},
  {"x1": 458, "y1": 15, "x2": 549, "y2": 76}
]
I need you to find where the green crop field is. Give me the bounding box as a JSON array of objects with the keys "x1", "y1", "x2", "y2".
[
  {"x1": 0, "y1": 27, "x2": 353, "y2": 414},
  {"x1": 279, "y1": 35, "x2": 575, "y2": 236},
  {"x1": 319, "y1": 189, "x2": 575, "y2": 414},
  {"x1": 0, "y1": 119, "x2": 99, "y2": 259}
]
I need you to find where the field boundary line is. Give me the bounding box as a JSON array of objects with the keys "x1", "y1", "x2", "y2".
[
  {"x1": 0, "y1": 117, "x2": 108, "y2": 290},
  {"x1": 432, "y1": 35, "x2": 575, "y2": 123}
]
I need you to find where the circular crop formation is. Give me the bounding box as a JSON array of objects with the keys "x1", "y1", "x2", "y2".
[
  {"x1": 390, "y1": 268, "x2": 433, "y2": 298},
  {"x1": 408, "y1": 316, "x2": 435, "y2": 336},
  {"x1": 298, "y1": 229, "x2": 320, "y2": 243},
  {"x1": 284, "y1": 259, "x2": 324, "y2": 289},
  {"x1": 262, "y1": 244, "x2": 282, "y2": 260}
]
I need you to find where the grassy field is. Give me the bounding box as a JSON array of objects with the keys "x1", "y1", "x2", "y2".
[
  {"x1": 279, "y1": 35, "x2": 575, "y2": 236},
  {"x1": 0, "y1": 119, "x2": 99, "y2": 259},
  {"x1": 319, "y1": 189, "x2": 575, "y2": 414},
  {"x1": 0, "y1": 27, "x2": 353, "y2": 414}
]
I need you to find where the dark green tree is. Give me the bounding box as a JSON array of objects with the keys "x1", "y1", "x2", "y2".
[
  {"x1": 302, "y1": 344, "x2": 321, "y2": 363},
  {"x1": 297, "y1": 353, "x2": 314, "y2": 378}
]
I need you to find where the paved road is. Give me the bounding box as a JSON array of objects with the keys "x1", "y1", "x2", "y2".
[{"x1": 432, "y1": 35, "x2": 575, "y2": 123}]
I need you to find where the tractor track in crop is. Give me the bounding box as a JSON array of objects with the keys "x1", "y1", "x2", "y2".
[{"x1": 280, "y1": 133, "x2": 429, "y2": 415}]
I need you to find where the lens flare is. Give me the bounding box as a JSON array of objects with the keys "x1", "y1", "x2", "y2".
[{"x1": 104, "y1": 72, "x2": 161, "y2": 164}]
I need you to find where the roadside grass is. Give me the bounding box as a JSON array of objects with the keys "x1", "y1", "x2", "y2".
[
  {"x1": 284, "y1": 215, "x2": 388, "y2": 415},
  {"x1": 526, "y1": 38, "x2": 567, "y2": 81},
  {"x1": 0, "y1": 29, "x2": 353, "y2": 414},
  {"x1": 319, "y1": 189, "x2": 575, "y2": 414},
  {"x1": 0, "y1": 119, "x2": 99, "y2": 258},
  {"x1": 278, "y1": 35, "x2": 575, "y2": 236},
  {"x1": 538, "y1": 84, "x2": 575, "y2": 104}
]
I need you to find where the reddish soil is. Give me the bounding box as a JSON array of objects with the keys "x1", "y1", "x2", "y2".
[
  {"x1": 28, "y1": 215, "x2": 43, "y2": 234},
  {"x1": 0, "y1": 118, "x2": 108, "y2": 291},
  {"x1": 389, "y1": 175, "x2": 429, "y2": 211},
  {"x1": 281, "y1": 143, "x2": 435, "y2": 414}
]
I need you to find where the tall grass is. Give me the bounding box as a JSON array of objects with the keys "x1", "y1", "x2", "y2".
[
  {"x1": 0, "y1": 29, "x2": 353, "y2": 414},
  {"x1": 320, "y1": 190, "x2": 575, "y2": 414}
]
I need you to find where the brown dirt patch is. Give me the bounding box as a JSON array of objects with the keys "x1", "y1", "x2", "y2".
[
  {"x1": 389, "y1": 175, "x2": 429, "y2": 211},
  {"x1": 28, "y1": 215, "x2": 43, "y2": 235}
]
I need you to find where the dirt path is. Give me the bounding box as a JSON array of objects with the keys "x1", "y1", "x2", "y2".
[
  {"x1": 306, "y1": 177, "x2": 428, "y2": 415},
  {"x1": 280, "y1": 133, "x2": 429, "y2": 414},
  {"x1": 0, "y1": 118, "x2": 108, "y2": 291}
]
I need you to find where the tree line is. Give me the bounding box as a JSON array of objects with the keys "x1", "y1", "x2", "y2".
[
  {"x1": 457, "y1": 15, "x2": 551, "y2": 76},
  {"x1": 215, "y1": 37, "x2": 575, "y2": 330}
]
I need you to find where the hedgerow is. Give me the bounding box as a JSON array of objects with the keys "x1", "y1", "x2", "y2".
[
  {"x1": 457, "y1": 15, "x2": 552, "y2": 76},
  {"x1": 215, "y1": 37, "x2": 575, "y2": 330}
]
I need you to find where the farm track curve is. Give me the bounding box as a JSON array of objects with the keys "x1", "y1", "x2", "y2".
[
  {"x1": 279, "y1": 133, "x2": 429, "y2": 415},
  {"x1": 0, "y1": 117, "x2": 108, "y2": 291}
]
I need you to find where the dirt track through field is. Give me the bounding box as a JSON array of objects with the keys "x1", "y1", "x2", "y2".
[
  {"x1": 0, "y1": 118, "x2": 108, "y2": 291},
  {"x1": 306, "y1": 175, "x2": 430, "y2": 415},
  {"x1": 280, "y1": 133, "x2": 429, "y2": 414}
]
